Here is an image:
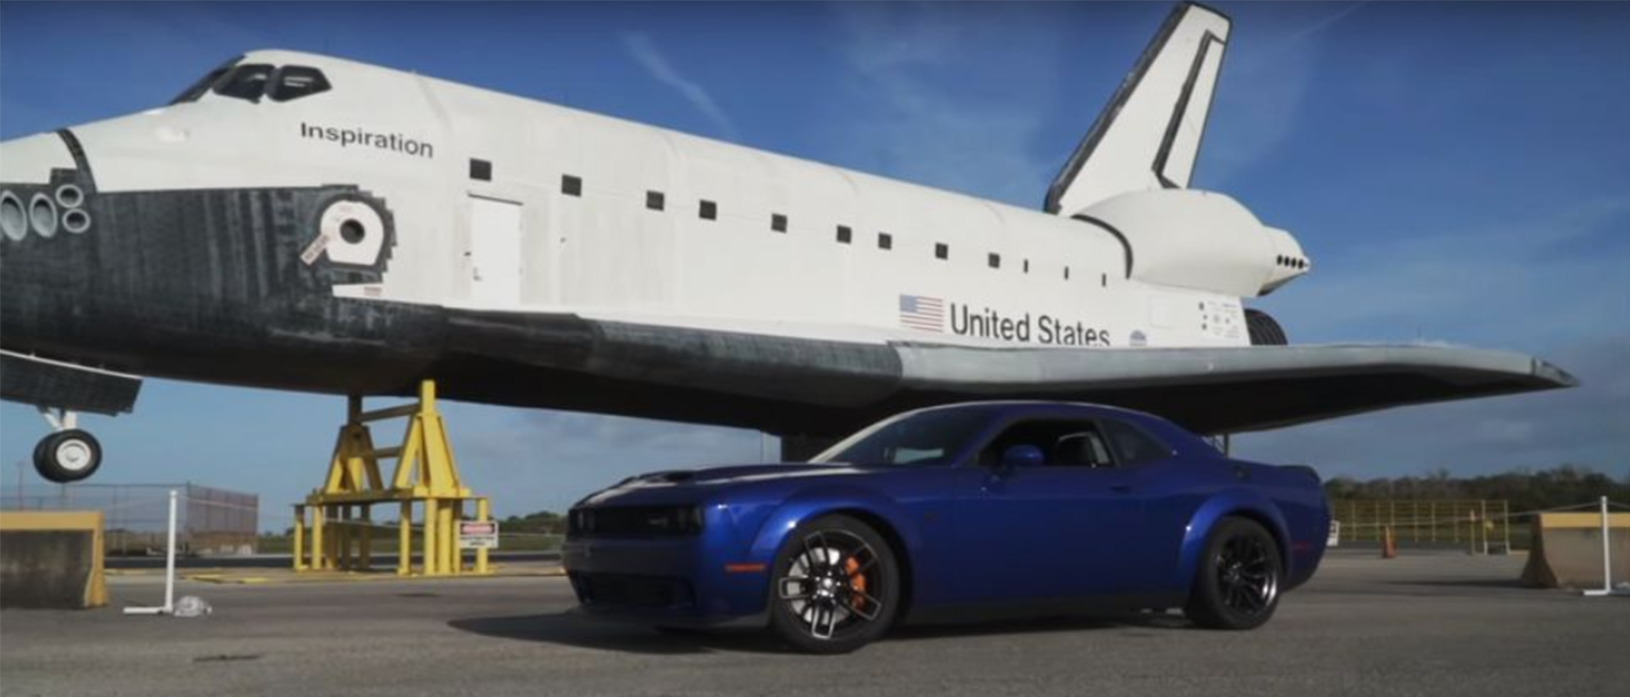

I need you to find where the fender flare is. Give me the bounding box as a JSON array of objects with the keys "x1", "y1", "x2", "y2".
[{"x1": 745, "y1": 486, "x2": 924, "y2": 563}]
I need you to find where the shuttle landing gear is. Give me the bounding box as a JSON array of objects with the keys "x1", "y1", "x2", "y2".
[{"x1": 33, "y1": 407, "x2": 103, "y2": 483}]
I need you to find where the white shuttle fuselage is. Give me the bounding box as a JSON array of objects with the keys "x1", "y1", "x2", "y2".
[{"x1": 42, "y1": 48, "x2": 1302, "y2": 352}]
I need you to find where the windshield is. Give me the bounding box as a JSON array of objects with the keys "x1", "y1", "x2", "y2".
[
  {"x1": 170, "y1": 56, "x2": 243, "y2": 105},
  {"x1": 811, "y1": 406, "x2": 998, "y2": 466}
]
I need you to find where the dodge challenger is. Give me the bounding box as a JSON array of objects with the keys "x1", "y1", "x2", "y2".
[{"x1": 564, "y1": 402, "x2": 1330, "y2": 653}]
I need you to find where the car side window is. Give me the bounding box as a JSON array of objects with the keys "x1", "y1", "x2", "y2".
[
  {"x1": 1100, "y1": 419, "x2": 1172, "y2": 466},
  {"x1": 978, "y1": 419, "x2": 1115, "y2": 469},
  {"x1": 1051, "y1": 430, "x2": 1115, "y2": 468}
]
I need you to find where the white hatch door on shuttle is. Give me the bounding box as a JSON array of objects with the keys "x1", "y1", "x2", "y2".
[{"x1": 468, "y1": 196, "x2": 523, "y2": 307}]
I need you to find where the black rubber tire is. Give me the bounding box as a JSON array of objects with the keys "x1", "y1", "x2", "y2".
[
  {"x1": 33, "y1": 429, "x2": 102, "y2": 483},
  {"x1": 767, "y1": 515, "x2": 900, "y2": 654},
  {"x1": 1184, "y1": 517, "x2": 1283, "y2": 630}
]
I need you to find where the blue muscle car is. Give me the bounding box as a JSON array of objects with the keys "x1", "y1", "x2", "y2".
[{"x1": 564, "y1": 402, "x2": 1330, "y2": 653}]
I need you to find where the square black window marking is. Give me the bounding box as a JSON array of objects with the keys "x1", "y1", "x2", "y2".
[
  {"x1": 699, "y1": 200, "x2": 717, "y2": 220},
  {"x1": 836, "y1": 225, "x2": 852, "y2": 244},
  {"x1": 771, "y1": 213, "x2": 788, "y2": 233},
  {"x1": 1023, "y1": 259, "x2": 1030, "y2": 274},
  {"x1": 646, "y1": 190, "x2": 665, "y2": 211},
  {"x1": 1101, "y1": 273, "x2": 1108, "y2": 287},
  {"x1": 469, "y1": 159, "x2": 492, "y2": 181},
  {"x1": 935, "y1": 243, "x2": 948, "y2": 260},
  {"x1": 1064, "y1": 266, "x2": 1072, "y2": 281},
  {"x1": 988, "y1": 253, "x2": 1001, "y2": 269},
  {"x1": 878, "y1": 232, "x2": 893, "y2": 250},
  {"x1": 561, "y1": 175, "x2": 582, "y2": 197}
]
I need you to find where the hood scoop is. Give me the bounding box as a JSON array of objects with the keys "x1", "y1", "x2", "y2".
[{"x1": 630, "y1": 469, "x2": 696, "y2": 485}]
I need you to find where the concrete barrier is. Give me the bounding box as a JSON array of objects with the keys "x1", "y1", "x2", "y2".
[
  {"x1": 0, "y1": 511, "x2": 107, "y2": 609},
  {"x1": 1520, "y1": 512, "x2": 1630, "y2": 589}
]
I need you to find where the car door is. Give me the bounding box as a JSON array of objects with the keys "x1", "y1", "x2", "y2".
[
  {"x1": 1094, "y1": 417, "x2": 1188, "y2": 593},
  {"x1": 946, "y1": 417, "x2": 1145, "y2": 604}
]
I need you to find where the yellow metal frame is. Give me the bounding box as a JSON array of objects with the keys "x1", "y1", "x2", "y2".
[{"x1": 293, "y1": 380, "x2": 491, "y2": 576}]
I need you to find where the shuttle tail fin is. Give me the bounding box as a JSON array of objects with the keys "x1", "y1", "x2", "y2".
[{"x1": 1044, "y1": 2, "x2": 1231, "y2": 215}]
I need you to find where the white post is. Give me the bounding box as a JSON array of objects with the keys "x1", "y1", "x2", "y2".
[
  {"x1": 1583, "y1": 495, "x2": 1623, "y2": 597},
  {"x1": 124, "y1": 489, "x2": 180, "y2": 615},
  {"x1": 162, "y1": 489, "x2": 178, "y2": 611}
]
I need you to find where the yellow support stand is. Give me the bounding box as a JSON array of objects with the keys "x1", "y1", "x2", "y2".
[{"x1": 293, "y1": 380, "x2": 492, "y2": 576}]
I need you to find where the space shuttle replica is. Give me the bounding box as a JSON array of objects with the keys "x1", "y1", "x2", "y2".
[{"x1": 0, "y1": 3, "x2": 1573, "y2": 482}]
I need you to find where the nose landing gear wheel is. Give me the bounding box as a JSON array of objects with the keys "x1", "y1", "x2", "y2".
[
  {"x1": 33, "y1": 429, "x2": 103, "y2": 483},
  {"x1": 769, "y1": 515, "x2": 899, "y2": 654}
]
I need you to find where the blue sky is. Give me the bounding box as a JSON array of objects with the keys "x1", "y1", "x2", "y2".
[{"x1": 2, "y1": 2, "x2": 1626, "y2": 528}]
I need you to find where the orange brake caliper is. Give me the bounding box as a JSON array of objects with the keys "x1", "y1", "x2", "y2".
[{"x1": 844, "y1": 557, "x2": 868, "y2": 610}]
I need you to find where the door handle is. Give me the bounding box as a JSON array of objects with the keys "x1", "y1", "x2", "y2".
[{"x1": 1111, "y1": 485, "x2": 1134, "y2": 494}]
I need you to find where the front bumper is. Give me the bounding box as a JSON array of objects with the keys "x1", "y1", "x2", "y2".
[{"x1": 562, "y1": 533, "x2": 773, "y2": 628}]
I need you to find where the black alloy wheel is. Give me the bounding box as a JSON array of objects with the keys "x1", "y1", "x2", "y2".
[
  {"x1": 768, "y1": 515, "x2": 899, "y2": 654},
  {"x1": 1185, "y1": 516, "x2": 1283, "y2": 630}
]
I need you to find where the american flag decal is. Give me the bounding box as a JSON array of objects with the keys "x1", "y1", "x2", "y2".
[{"x1": 898, "y1": 294, "x2": 944, "y2": 332}]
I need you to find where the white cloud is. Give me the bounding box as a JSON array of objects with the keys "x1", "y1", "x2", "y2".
[{"x1": 622, "y1": 32, "x2": 741, "y2": 141}]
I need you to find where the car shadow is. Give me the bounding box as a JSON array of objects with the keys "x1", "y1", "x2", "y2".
[{"x1": 448, "y1": 610, "x2": 1192, "y2": 655}]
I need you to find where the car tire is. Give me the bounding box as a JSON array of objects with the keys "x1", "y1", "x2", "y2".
[
  {"x1": 33, "y1": 429, "x2": 103, "y2": 483},
  {"x1": 1184, "y1": 516, "x2": 1283, "y2": 630},
  {"x1": 768, "y1": 514, "x2": 900, "y2": 654}
]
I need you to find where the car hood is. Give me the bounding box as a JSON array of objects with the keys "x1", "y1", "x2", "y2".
[
  {"x1": 627, "y1": 463, "x2": 872, "y2": 487},
  {"x1": 576, "y1": 462, "x2": 881, "y2": 507}
]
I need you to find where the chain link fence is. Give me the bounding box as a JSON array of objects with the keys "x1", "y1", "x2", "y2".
[
  {"x1": 3, "y1": 483, "x2": 258, "y2": 556},
  {"x1": 1330, "y1": 499, "x2": 1513, "y2": 552}
]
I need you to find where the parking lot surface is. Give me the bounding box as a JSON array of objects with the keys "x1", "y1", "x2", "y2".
[{"x1": 2, "y1": 551, "x2": 1626, "y2": 697}]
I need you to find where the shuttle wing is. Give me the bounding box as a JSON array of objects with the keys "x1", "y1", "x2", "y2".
[
  {"x1": 892, "y1": 343, "x2": 1577, "y2": 435},
  {"x1": 434, "y1": 311, "x2": 1575, "y2": 437}
]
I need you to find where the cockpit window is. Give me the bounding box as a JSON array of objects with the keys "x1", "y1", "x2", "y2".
[
  {"x1": 269, "y1": 66, "x2": 332, "y2": 102},
  {"x1": 169, "y1": 56, "x2": 242, "y2": 105},
  {"x1": 213, "y1": 64, "x2": 275, "y2": 101}
]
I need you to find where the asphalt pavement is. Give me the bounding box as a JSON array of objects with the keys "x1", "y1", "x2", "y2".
[{"x1": 2, "y1": 550, "x2": 1625, "y2": 697}]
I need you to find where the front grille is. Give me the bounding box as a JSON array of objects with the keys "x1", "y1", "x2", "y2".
[
  {"x1": 571, "y1": 573, "x2": 693, "y2": 609},
  {"x1": 568, "y1": 506, "x2": 702, "y2": 538}
]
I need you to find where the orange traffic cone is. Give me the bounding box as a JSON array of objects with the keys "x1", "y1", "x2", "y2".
[{"x1": 1381, "y1": 526, "x2": 1398, "y2": 559}]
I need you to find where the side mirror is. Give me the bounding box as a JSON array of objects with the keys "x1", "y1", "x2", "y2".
[{"x1": 999, "y1": 445, "x2": 1044, "y2": 471}]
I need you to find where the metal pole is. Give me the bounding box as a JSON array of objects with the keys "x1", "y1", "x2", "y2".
[
  {"x1": 163, "y1": 489, "x2": 177, "y2": 612},
  {"x1": 125, "y1": 489, "x2": 179, "y2": 615},
  {"x1": 475, "y1": 498, "x2": 490, "y2": 575},
  {"x1": 1602, "y1": 495, "x2": 1611, "y2": 591},
  {"x1": 1480, "y1": 500, "x2": 1489, "y2": 555},
  {"x1": 1583, "y1": 496, "x2": 1614, "y2": 596},
  {"x1": 1503, "y1": 501, "x2": 1511, "y2": 554}
]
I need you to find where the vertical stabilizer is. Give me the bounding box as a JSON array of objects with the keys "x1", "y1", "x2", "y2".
[{"x1": 1044, "y1": 2, "x2": 1231, "y2": 215}]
